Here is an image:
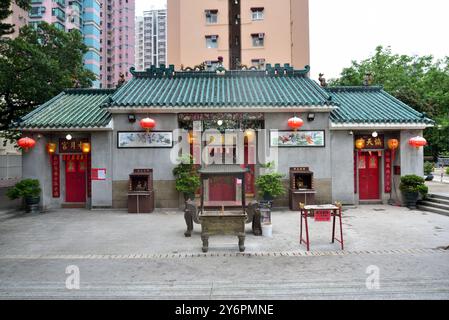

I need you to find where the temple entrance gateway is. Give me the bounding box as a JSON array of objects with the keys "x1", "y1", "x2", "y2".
[{"x1": 179, "y1": 113, "x2": 262, "y2": 204}]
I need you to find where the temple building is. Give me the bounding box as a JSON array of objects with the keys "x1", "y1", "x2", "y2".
[{"x1": 14, "y1": 65, "x2": 433, "y2": 210}]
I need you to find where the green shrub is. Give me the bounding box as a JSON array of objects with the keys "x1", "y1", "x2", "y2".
[
  {"x1": 255, "y1": 162, "x2": 285, "y2": 199},
  {"x1": 423, "y1": 162, "x2": 434, "y2": 175},
  {"x1": 6, "y1": 179, "x2": 41, "y2": 200},
  {"x1": 173, "y1": 155, "x2": 200, "y2": 199},
  {"x1": 399, "y1": 175, "x2": 427, "y2": 196}
]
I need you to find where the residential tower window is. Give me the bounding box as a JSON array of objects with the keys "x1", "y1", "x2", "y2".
[
  {"x1": 251, "y1": 33, "x2": 265, "y2": 47},
  {"x1": 251, "y1": 7, "x2": 264, "y2": 21},
  {"x1": 205, "y1": 35, "x2": 218, "y2": 49},
  {"x1": 251, "y1": 58, "x2": 266, "y2": 70},
  {"x1": 205, "y1": 10, "x2": 218, "y2": 24}
]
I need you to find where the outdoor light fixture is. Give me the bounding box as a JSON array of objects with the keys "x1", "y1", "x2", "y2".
[
  {"x1": 128, "y1": 114, "x2": 136, "y2": 123},
  {"x1": 307, "y1": 113, "x2": 315, "y2": 122},
  {"x1": 217, "y1": 120, "x2": 223, "y2": 126},
  {"x1": 66, "y1": 134, "x2": 72, "y2": 141},
  {"x1": 46, "y1": 143, "x2": 57, "y2": 155},
  {"x1": 372, "y1": 131, "x2": 378, "y2": 138}
]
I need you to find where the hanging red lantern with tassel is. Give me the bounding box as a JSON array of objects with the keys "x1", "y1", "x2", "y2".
[
  {"x1": 18, "y1": 137, "x2": 36, "y2": 152},
  {"x1": 287, "y1": 116, "x2": 304, "y2": 131},
  {"x1": 408, "y1": 136, "x2": 427, "y2": 148},
  {"x1": 140, "y1": 117, "x2": 156, "y2": 132}
]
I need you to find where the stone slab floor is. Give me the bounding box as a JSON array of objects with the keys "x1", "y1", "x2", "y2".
[{"x1": 0, "y1": 205, "x2": 448, "y2": 299}]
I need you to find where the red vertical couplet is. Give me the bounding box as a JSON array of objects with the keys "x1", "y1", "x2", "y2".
[
  {"x1": 354, "y1": 151, "x2": 358, "y2": 194},
  {"x1": 87, "y1": 154, "x2": 92, "y2": 198},
  {"x1": 51, "y1": 154, "x2": 60, "y2": 198},
  {"x1": 384, "y1": 150, "x2": 392, "y2": 193}
]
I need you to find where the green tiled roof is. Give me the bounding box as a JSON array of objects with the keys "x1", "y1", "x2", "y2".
[
  {"x1": 105, "y1": 64, "x2": 337, "y2": 108},
  {"x1": 16, "y1": 89, "x2": 114, "y2": 129},
  {"x1": 327, "y1": 86, "x2": 434, "y2": 125}
]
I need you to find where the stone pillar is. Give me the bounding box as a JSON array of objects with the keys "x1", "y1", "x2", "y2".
[{"x1": 91, "y1": 131, "x2": 113, "y2": 208}]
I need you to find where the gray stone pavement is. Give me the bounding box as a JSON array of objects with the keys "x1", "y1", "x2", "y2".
[{"x1": 0, "y1": 205, "x2": 448, "y2": 299}]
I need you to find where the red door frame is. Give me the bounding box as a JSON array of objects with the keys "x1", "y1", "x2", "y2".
[
  {"x1": 358, "y1": 151, "x2": 380, "y2": 200},
  {"x1": 65, "y1": 158, "x2": 87, "y2": 203}
]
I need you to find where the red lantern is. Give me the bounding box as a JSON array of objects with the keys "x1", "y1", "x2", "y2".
[
  {"x1": 18, "y1": 137, "x2": 36, "y2": 152},
  {"x1": 140, "y1": 117, "x2": 156, "y2": 132},
  {"x1": 288, "y1": 116, "x2": 304, "y2": 131},
  {"x1": 387, "y1": 139, "x2": 399, "y2": 150},
  {"x1": 408, "y1": 136, "x2": 427, "y2": 148}
]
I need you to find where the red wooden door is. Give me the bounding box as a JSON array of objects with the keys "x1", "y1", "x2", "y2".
[
  {"x1": 209, "y1": 176, "x2": 236, "y2": 201},
  {"x1": 358, "y1": 152, "x2": 380, "y2": 200},
  {"x1": 208, "y1": 147, "x2": 236, "y2": 201},
  {"x1": 65, "y1": 159, "x2": 86, "y2": 203}
]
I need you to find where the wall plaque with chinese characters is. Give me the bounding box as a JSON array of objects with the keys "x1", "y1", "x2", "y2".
[
  {"x1": 59, "y1": 138, "x2": 89, "y2": 153},
  {"x1": 51, "y1": 154, "x2": 60, "y2": 198},
  {"x1": 355, "y1": 135, "x2": 384, "y2": 149}
]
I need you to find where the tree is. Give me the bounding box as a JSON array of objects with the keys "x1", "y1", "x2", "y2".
[
  {"x1": 331, "y1": 46, "x2": 449, "y2": 158},
  {"x1": 0, "y1": 22, "x2": 96, "y2": 136},
  {"x1": 0, "y1": 0, "x2": 30, "y2": 37}
]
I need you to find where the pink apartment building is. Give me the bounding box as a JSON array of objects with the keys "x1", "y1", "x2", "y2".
[
  {"x1": 100, "y1": 0, "x2": 135, "y2": 88},
  {"x1": 2, "y1": 3, "x2": 28, "y2": 38}
]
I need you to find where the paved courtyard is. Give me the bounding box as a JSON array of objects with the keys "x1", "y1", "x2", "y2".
[{"x1": 0, "y1": 204, "x2": 448, "y2": 299}]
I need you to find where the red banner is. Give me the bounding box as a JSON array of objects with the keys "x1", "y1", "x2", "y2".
[
  {"x1": 384, "y1": 150, "x2": 392, "y2": 193},
  {"x1": 87, "y1": 155, "x2": 92, "y2": 197},
  {"x1": 51, "y1": 154, "x2": 60, "y2": 198},
  {"x1": 314, "y1": 210, "x2": 331, "y2": 222}
]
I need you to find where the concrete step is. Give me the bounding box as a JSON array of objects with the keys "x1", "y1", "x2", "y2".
[
  {"x1": 425, "y1": 196, "x2": 449, "y2": 206},
  {"x1": 417, "y1": 205, "x2": 449, "y2": 217},
  {"x1": 428, "y1": 193, "x2": 449, "y2": 201},
  {"x1": 419, "y1": 200, "x2": 449, "y2": 212}
]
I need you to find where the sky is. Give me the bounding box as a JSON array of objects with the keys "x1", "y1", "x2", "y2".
[{"x1": 135, "y1": 0, "x2": 449, "y2": 80}]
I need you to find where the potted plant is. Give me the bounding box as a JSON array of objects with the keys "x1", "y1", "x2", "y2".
[
  {"x1": 399, "y1": 175, "x2": 428, "y2": 209},
  {"x1": 173, "y1": 155, "x2": 200, "y2": 203},
  {"x1": 255, "y1": 162, "x2": 286, "y2": 201},
  {"x1": 423, "y1": 161, "x2": 434, "y2": 181},
  {"x1": 6, "y1": 179, "x2": 41, "y2": 213}
]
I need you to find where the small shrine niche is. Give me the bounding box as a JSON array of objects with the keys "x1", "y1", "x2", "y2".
[
  {"x1": 128, "y1": 169, "x2": 154, "y2": 213},
  {"x1": 290, "y1": 167, "x2": 314, "y2": 190},
  {"x1": 289, "y1": 167, "x2": 316, "y2": 210}
]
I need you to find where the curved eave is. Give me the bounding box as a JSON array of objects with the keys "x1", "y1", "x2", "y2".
[
  {"x1": 17, "y1": 120, "x2": 114, "y2": 132},
  {"x1": 330, "y1": 121, "x2": 434, "y2": 130}
]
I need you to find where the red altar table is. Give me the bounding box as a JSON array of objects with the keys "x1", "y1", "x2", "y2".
[{"x1": 299, "y1": 204, "x2": 344, "y2": 251}]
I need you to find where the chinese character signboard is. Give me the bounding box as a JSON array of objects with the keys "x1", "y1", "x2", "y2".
[
  {"x1": 385, "y1": 150, "x2": 392, "y2": 193},
  {"x1": 314, "y1": 210, "x2": 331, "y2": 222},
  {"x1": 59, "y1": 138, "x2": 89, "y2": 153},
  {"x1": 51, "y1": 154, "x2": 60, "y2": 198},
  {"x1": 355, "y1": 135, "x2": 384, "y2": 149}
]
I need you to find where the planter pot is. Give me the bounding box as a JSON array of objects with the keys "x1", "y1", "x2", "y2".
[
  {"x1": 262, "y1": 193, "x2": 274, "y2": 201},
  {"x1": 402, "y1": 191, "x2": 419, "y2": 209},
  {"x1": 183, "y1": 193, "x2": 195, "y2": 202},
  {"x1": 261, "y1": 224, "x2": 273, "y2": 237},
  {"x1": 25, "y1": 196, "x2": 40, "y2": 213}
]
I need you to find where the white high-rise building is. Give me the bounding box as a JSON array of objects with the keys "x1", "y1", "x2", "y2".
[{"x1": 135, "y1": 9, "x2": 167, "y2": 70}]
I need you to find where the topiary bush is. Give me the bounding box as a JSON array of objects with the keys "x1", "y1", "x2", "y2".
[{"x1": 399, "y1": 175, "x2": 428, "y2": 197}]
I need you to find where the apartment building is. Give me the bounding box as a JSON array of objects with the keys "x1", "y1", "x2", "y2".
[
  {"x1": 1, "y1": 2, "x2": 29, "y2": 39},
  {"x1": 28, "y1": 0, "x2": 102, "y2": 87},
  {"x1": 135, "y1": 9, "x2": 167, "y2": 71},
  {"x1": 100, "y1": 0, "x2": 135, "y2": 88},
  {"x1": 168, "y1": 0, "x2": 310, "y2": 70}
]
